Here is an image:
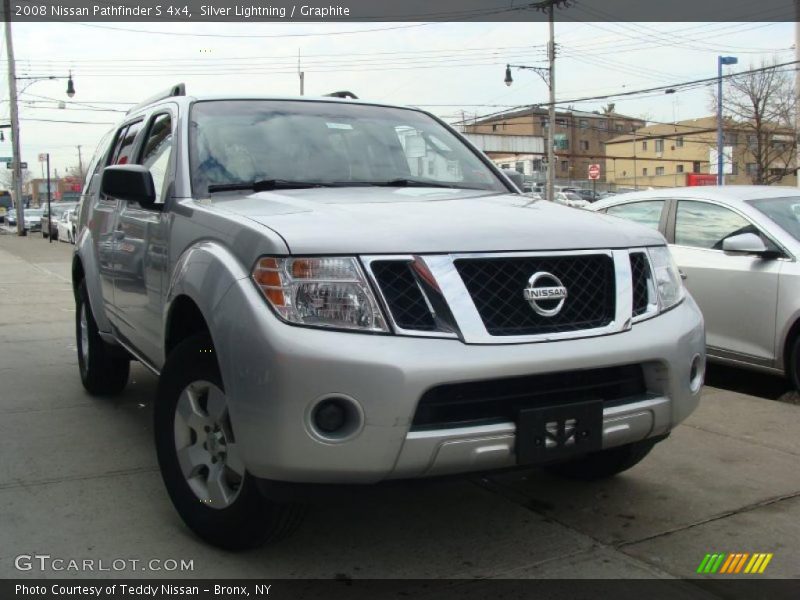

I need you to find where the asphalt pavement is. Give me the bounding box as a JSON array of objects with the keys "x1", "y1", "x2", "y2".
[{"x1": 0, "y1": 232, "x2": 799, "y2": 581}]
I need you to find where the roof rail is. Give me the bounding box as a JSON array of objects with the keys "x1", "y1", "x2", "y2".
[
  {"x1": 324, "y1": 91, "x2": 358, "y2": 99},
  {"x1": 126, "y1": 83, "x2": 186, "y2": 115}
]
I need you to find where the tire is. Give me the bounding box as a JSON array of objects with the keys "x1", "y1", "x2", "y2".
[
  {"x1": 76, "y1": 280, "x2": 130, "y2": 395},
  {"x1": 789, "y1": 336, "x2": 800, "y2": 391},
  {"x1": 544, "y1": 439, "x2": 658, "y2": 481},
  {"x1": 155, "y1": 333, "x2": 304, "y2": 550}
]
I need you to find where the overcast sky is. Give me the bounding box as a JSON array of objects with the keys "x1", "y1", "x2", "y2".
[{"x1": 0, "y1": 20, "x2": 792, "y2": 177}]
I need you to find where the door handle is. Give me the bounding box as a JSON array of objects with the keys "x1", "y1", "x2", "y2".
[{"x1": 679, "y1": 269, "x2": 687, "y2": 280}]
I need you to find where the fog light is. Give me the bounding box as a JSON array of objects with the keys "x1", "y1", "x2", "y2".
[{"x1": 313, "y1": 399, "x2": 347, "y2": 433}]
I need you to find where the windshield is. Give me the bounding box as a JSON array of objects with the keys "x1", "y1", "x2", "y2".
[
  {"x1": 189, "y1": 100, "x2": 506, "y2": 196},
  {"x1": 748, "y1": 197, "x2": 800, "y2": 242},
  {"x1": 25, "y1": 209, "x2": 44, "y2": 217}
]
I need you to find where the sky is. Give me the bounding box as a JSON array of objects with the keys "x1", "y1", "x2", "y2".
[{"x1": 0, "y1": 19, "x2": 793, "y2": 178}]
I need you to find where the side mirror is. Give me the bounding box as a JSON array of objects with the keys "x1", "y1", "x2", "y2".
[
  {"x1": 502, "y1": 169, "x2": 524, "y2": 191},
  {"x1": 722, "y1": 232, "x2": 768, "y2": 255},
  {"x1": 101, "y1": 165, "x2": 156, "y2": 208}
]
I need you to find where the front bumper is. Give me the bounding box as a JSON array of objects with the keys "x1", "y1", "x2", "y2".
[{"x1": 214, "y1": 278, "x2": 705, "y2": 484}]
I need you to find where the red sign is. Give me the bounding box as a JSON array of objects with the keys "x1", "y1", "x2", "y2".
[
  {"x1": 686, "y1": 173, "x2": 717, "y2": 186},
  {"x1": 588, "y1": 164, "x2": 601, "y2": 180}
]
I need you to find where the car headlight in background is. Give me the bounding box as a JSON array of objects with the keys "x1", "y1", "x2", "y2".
[
  {"x1": 646, "y1": 246, "x2": 685, "y2": 312},
  {"x1": 252, "y1": 257, "x2": 389, "y2": 333}
]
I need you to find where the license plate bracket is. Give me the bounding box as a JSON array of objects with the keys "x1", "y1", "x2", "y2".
[{"x1": 516, "y1": 400, "x2": 603, "y2": 464}]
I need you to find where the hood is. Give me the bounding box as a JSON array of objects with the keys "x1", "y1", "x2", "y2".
[{"x1": 207, "y1": 187, "x2": 665, "y2": 254}]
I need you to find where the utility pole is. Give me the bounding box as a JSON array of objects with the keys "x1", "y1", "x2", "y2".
[
  {"x1": 4, "y1": 0, "x2": 25, "y2": 236},
  {"x1": 76, "y1": 145, "x2": 83, "y2": 179},
  {"x1": 546, "y1": 2, "x2": 556, "y2": 203},
  {"x1": 796, "y1": 11, "x2": 800, "y2": 187},
  {"x1": 298, "y1": 49, "x2": 304, "y2": 96}
]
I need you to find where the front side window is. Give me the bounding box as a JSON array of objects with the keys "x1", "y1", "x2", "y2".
[
  {"x1": 189, "y1": 100, "x2": 506, "y2": 195},
  {"x1": 606, "y1": 200, "x2": 665, "y2": 231},
  {"x1": 110, "y1": 121, "x2": 144, "y2": 165},
  {"x1": 675, "y1": 200, "x2": 754, "y2": 249},
  {"x1": 138, "y1": 113, "x2": 173, "y2": 203}
]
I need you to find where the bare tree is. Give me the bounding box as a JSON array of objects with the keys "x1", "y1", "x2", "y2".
[{"x1": 718, "y1": 59, "x2": 796, "y2": 185}]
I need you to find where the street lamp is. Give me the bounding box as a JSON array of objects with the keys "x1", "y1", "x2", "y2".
[
  {"x1": 717, "y1": 55, "x2": 738, "y2": 185},
  {"x1": 504, "y1": 63, "x2": 554, "y2": 201}
]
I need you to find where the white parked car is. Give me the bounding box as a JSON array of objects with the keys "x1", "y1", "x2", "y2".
[
  {"x1": 554, "y1": 191, "x2": 589, "y2": 209},
  {"x1": 591, "y1": 186, "x2": 800, "y2": 388},
  {"x1": 57, "y1": 209, "x2": 76, "y2": 244}
]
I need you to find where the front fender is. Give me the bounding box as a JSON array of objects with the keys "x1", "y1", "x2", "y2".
[
  {"x1": 161, "y1": 240, "x2": 251, "y2": 370},
  {"x1": 74, "y1": 229, "x2": 111, "y2": 333}
]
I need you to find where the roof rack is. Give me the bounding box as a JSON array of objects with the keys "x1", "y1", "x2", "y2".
[
  {"x1": 324, "y1": 91, "x2": 358, "y2": 99},
  {"x1": 126, "y1": 83, "x2": 186, "y2": 115}
]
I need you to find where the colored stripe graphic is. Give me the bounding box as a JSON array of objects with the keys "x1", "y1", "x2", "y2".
[{"x1": 699, "y1": 552, "x2": 773, "y2": 575}]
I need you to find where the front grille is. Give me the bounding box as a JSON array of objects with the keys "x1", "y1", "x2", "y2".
[
  {"x1": 412, "y1": 364, "x2": 647, "y2": 430},
  {"x1": 455, "y1": 254, "x2": 615, "y2": 336},
  {"x1": 371, "y1": 260, "x2": 436, "y2": 331},
  {"x1": 630, "y1": 252, "x2": 652, "y2": 317}
]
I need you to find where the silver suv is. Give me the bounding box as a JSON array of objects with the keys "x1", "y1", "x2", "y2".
[{"x1": 73, "y1": 86, "x2": 705, "y2": 549}]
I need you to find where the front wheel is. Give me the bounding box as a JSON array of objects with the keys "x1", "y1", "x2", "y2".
[
  {"x1": 544, "y1": 438, "x2": 659, "y2": 481},
  {"x1": 155, "y1": 333, "x2": 304, "y2": 550},
  {"x1": 76, "y1": 280, "x2": 130, "y2": 395}
]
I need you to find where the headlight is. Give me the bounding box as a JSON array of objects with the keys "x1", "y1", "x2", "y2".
[
  {"x1": 252, "y1": 256, "x2": 389, "y2": 333},
  {"x1": 646, "y1": 246, "x2": 684, "y2": 312}
]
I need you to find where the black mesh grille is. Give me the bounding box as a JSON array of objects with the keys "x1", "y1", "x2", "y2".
[
  {"x1": 371, "y1": 261, "x2": 436, "y2": 331},
  {"x1": 412, "y1": 364, "x2": 647, "y2": 430},
  {"x1": 455, "y1": 255, "x2": 616, "y2": 336},
  {"x1": 630, "y1": 252, "x2": 652, "y2": 317}
]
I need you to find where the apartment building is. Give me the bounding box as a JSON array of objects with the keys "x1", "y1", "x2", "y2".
[
  {"x1": 604, "y1": 116, "x2": 797, "y2": 188},
  {"x1": 461, "y1": 105, "x2": 645, "y2": 182}
]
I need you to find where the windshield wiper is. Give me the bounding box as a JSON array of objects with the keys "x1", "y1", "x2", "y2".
[
  {"x1": 368, "y1": 178, "x2": 459, "y2": 189},
  {"x1": 207, "y1": 179, "x2": 331, "y2": 193}
]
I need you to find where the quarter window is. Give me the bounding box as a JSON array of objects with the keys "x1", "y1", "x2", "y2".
[
  {"x1": 675, "y1": 201, "x2": 753, "y2": 249},
  {"x1": 606, "y1": 200, "x2": 665, "y2": 231}
]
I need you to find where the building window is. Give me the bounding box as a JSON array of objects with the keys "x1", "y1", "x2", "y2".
[
  {"x1": 676, "y1": 137, "x2": 684, "y2": 148},
  {"x1": 642, "y1": 141, "x2": 648, "y2": 151},
  {"x1": 747, "y1": 134, "x2": 758, "y2": 148},
  {"x1": 615, "y1": 123, "x2": 624, "y2": 132},
  {"x1": 502, "y1": 122, "x2": 507, "y2": 130},
  {"x1": 580, "y1": 140, "x2": 589, "y2": 151},
  {"x1": 555, "y1": 118, "x2": 568, "y2": 127},
  {"x1": 500, "y1": 163, "x2": 511, "y2": 169},
  {"x1": 532, "y1": 159, "x2": 543, "y2": 172},
  {"x1": 643, "y1": 168, "x2": 648, "y2": 176},
  {"x1": 723, "y1": 132, "x2": 738, "y2": 145},
  {"x1": 693, "y1": 161, "x2": 701, "y2": 173},
  {"x1": 676, "y1": 164, "x2": 684, "y2": 174},
  {"x1": 745, "y1": 163, "x2": 757, "y2": 176},
  {"x1": 655, "y1": 166, "x2": 665, "y2": 176},
  {"x1": 554, "y1": 133, "x2": 569, "y2": 150},
  {"x1": 515, "y1": 161, "x2": 525, "y2": 173},
  {"x1": 540, "y1": 117, "x2": 549, "y2": 128},
  {"x1": 655, "y1": 139, "x2": 664, "y2": 153},
  {"x1": 579, "y1": 119, "x2": 588, "y2": 129},
  {"x1": 560, "y1": 160, "x2": 569, "y2": 171},
  {"x1": 492, "y1": 124, "x2": 498, "y2": 132}
]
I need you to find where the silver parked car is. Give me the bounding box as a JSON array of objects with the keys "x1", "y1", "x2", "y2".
[
  {"x1": 591, "y1": 186, "x2": 800, "y2": 387},
  {"x1": 74, "y1": 86, "x2": 704, "y2": 549}
]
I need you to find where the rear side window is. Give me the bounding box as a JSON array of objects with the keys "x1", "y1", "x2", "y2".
[
  {"x1": 606, "y1": 200, "x2": 665, "y2": 231},
  {"x1": 109, "y1": 120, "x2": 144, "y2": 165}
]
